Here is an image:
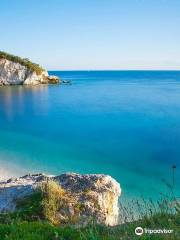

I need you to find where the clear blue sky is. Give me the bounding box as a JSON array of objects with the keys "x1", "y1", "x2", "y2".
[{"x1": 0, "y1": 0, "x2": 180, "y2": 70}]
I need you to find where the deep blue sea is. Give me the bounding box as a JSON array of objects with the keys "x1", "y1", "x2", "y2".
[{"x1": 0, "y1": 71, "x2": 180, "y2": 200}]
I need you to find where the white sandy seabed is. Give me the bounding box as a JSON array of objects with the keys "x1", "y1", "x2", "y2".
[
  {"x1": 0, "y1": 168, "x2": 15, "y2": 181},
  {"x1": 0, "y1": 163, "x2": 24, "y2": 181}
]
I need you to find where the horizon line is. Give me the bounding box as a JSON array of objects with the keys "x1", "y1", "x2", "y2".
[{"x1": 48, "y1": 69, "x2": 180, "y2": 71}]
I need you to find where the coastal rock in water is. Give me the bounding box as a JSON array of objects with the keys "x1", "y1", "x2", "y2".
[
  {"x1": 0, "y1": 58, "x2": 59, "y2": 86},
  {"x1": 62, "y1": 80, "x2": 72, "y2": 85},
  {"x1": 0, "y1": 173, "x2": 121, "y2": 226},
  {"x1": 47, "y1": 75, "x2": 60, "y2": 84},
  {"x1": 23, "y1": 70, "x2": 49, "y2": 85}
]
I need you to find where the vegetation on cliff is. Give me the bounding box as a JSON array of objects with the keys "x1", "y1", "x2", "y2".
[
  {"x1": 0, "y1": 51, "x2": 45, "y2": 75},
  {"x1": 0, "y1": 180, "x2": 179, "y2": 240}
]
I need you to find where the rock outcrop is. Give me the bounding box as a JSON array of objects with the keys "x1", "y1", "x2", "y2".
[
  {"x1": 47, "y1": 75, "x2": 60, "y2": 84},
  {"x1": 0, "y1": 58, "x2": 60, "y2": 86},
  {"x1": 0, "y1": 173, "x2": 121, "y2": 226}
]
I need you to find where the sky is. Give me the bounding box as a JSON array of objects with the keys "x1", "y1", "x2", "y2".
[{"x1": 0, "y1": 0, "x2": 180, "y2": 70}]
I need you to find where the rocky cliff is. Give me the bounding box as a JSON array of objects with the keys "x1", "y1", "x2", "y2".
[
  {"x1": 0, "y1": 173, "x2": 121, "y2": 226},
  {"x1": 0, "y1": 52, "x2": 60, "y2": 85}
]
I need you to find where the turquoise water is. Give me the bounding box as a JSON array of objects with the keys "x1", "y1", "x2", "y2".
[{"x1": 0, "y1": 71, "x2": 180, "y2": 200}]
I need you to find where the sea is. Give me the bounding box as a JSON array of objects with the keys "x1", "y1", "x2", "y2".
[{"x1": 0, "y1": 71, "x2": 180, "y2": 201}]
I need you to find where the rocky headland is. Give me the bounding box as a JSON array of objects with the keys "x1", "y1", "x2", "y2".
[
  {"x1": 0, "y1": 173, "x2": 121, "y2": 226},
  {"x1": 0, "y1": 51, "x2": 60, "y2": 86}
]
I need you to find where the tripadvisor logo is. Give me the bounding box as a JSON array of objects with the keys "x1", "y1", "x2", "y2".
[
  {"x1": 135, "y1": 226, "x2": 173, "y2": 236},
  {"x1": 135, "y1": 227, "x2": 143, "y2": 236}
]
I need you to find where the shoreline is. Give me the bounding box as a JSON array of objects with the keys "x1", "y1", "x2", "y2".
[
  {"x1": 0, "y1": 164, "x2": 24, "y2": 181},
  {"x1": 0, "y1": 168, "x2": 16, "y2": 181}
]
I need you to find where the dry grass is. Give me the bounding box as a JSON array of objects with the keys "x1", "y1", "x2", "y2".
[{"x1": 39, "y1": 180, "x2": 80, "y2": 225}]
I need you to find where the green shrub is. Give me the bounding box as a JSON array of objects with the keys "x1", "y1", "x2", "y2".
[{"x1": 0, "y1": 51, "x2": 45, "y2": 75}]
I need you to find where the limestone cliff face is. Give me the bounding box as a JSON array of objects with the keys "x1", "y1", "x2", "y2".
[
  {"x1": 0, "y1": 58, "x2": 59, "y2": 86},
  {"x1": 0, "y1": 173, "x2": 121, "y2": 226}
]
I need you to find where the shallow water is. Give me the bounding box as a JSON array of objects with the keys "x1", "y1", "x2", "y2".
[{"x1": 0, "y1": 71, "x2": 179, "y2": 200}]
